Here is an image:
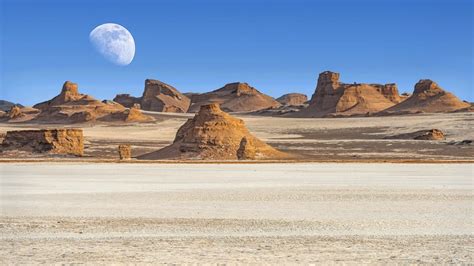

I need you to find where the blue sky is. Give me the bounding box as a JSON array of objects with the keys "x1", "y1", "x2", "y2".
[{"x1": 1, "y1": 0, "x2": 472, "y2": 106}]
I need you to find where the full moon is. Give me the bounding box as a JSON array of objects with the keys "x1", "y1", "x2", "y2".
[{"x1": 89, "y1": 23, "x2": 135, "y2": 66}]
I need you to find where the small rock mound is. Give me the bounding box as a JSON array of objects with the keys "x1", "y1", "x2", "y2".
[
  {"x1": 295, "y1": 71, "x2": 401, "y2": 117},
  {"x1": 188, "y1": 82, "x2": 281, "y2": 113},
  {"x1": 381, "y1": 80, "x2": 470, "y2": 114},
  {"x1": 276, "y1": 93, "x2": 308, "y2": 106},
  {"x1": 1, "y1": 129, "x2": 84, "y2": 156},
  {"x1": 118, "y1": 144, "x2": 132, "y2": 160},
  {"x1": 138, "y1": 103, "x2": 288, "y2": 160},
  {"x1": 0, "y1": 100, "x2": 24, "y2": 112},
  {"x1": 385, "y1": 129, "x2": 446, "y2": 140}
]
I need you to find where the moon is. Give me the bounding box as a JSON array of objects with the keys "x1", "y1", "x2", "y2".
[{"x1": 89, "y1": 23, "x2": 135, "y2": 66}]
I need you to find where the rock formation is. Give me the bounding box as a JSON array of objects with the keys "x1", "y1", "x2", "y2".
[
  {"x1": 385, "y1": 129, "x2": 446, "y2": 140},
  {"x1": 118, "y1": 144, "x2": 132, "y2": 160},
  {"x1": 380, "y1": 79, "x2": 471, "y2": 114},
  {"x1": 114, "y1": 79, "x2": 191, "y2": 113},
  {"x1": 0, "y1": 100, "x2": 23, "y2": 112},
  {"x1": 112, "y1": 94, "x2": 141, "y2": 108},
  {"x1": 1, "y1": 129, "x2": 84, "y2": 156},
  {"x1": 276, "y1": 93, "x2": 308, "y2": 106},
  {"x1": 295, "y1": 71, "x2": 402, "y2": 117},
  {"x1": 138, "y1": 103, "x2": 288, "y2": 160},
  {"x1": 187, "y1": 82, "x2": 281, "y2": 113},
  {"x1": 33, "y1": 81, "x2": 153, "y2": 123},
  {"x1": 7, "y1": 106, "x2": 25, "y2": 119}
]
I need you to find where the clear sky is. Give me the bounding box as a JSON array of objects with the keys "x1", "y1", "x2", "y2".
[{"x1": 1, "y1": 0, "x2": 472, "y2": 106}]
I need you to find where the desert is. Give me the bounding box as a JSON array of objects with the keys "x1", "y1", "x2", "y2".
[{"x1": 2, "y1": 0, "x2": 473, "y2": 263}]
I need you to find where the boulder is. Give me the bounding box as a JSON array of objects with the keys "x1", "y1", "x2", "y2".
[
  {"x1": 187, "y1": 82, "x2": 281, "y2": 113},
  {"x1": 138, "y1": 103, "x2": 288, "y2": 160},
  {"x1": 276, "y1": 93, "x2": 308, "y2": 106},
  {"x1": 380, "y1": 79, "x2": 471, "y2": 114},
  {"x1": 1, "y1": 129, "x2": 84, "y2": 156},
  {"x1": 384, "y1": 129, "x2": 446, "y2": 140},
  {"x1": 118, "y1": 144, "x2": 132, "y2": 160}
]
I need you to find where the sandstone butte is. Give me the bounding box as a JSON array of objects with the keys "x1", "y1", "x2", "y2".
[
  {"x1": 379, "y1": 79, "x2": 471, "y2": 115},
  {"x1": 294, "y1": 71, "x2": 403, "y2": 117},
  {"x1": 187, "y1": 82, "x2": 281, "y2": 113},
  {"x1": 1, "y1": 128, "x2": 84, "y2": 156},
  {"x1": 138, "y1": 103, "x2": 289, "y2": 160},
  {"x1": 114, "y1": 79, "x2": 191, "y2": 113},
  {"x1": 276, "y1": 93, "x2": 308, "y2": 106},
  {"x1": 33, "y1": 81, "x2": 153, "y2": 123}
]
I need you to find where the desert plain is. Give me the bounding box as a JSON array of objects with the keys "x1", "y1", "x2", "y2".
[{"x1": 0, "y1": 111, "x2": 473, "y2": 264}]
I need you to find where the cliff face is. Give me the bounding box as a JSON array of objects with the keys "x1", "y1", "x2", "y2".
[
  {"x1": 138, "y1": 103, "x2": 288, "y2": 160},
  {"x1": 1, "y1": 129, "x2": 84, "y2": 156},
  {"x1": 187, "y1": 82, "x2": 281, "y2": 113},
  {"x1": 381, "y1": 79, "x2": 471, "y2": 114},
  {"x1": 297, "y1": 71, "x2": 401, "y2": 117}
]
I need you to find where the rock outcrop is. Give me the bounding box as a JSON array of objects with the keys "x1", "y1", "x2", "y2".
[
  {"x1": 1, "y1": 129, "x2": 84, "y2": 156},
  {"x1": 33, "y1": 81, "x2": 153, "y2": 123},
  {"x1": 0, "y1": 100, "x2": 23, "y2": 112},
  {"x1": 384, "y1": 129, "x2": 446, "y2": 140},
  {"x1": 7, "y1": 106, "x2": 25, "y2": 119},
  {"x1": 138, "y1": 103, "x2": 288, "y2": 160},
  {"x1": 276, "y1": 93, "x2": 308, "y2": 106},
  {"x1": 295, "y1": 71, "x2": 402, "y2": 117},
  {"x1": 114, "y1": 79, "x2": 191, "y2": 113},
  {"x1": 118, "y1": 144, "x2": 132, "y2": 160},
  {"x1": 380, "y1": 79, "x2": 471, "y2": 114},
  {"x1": 188, "y1": 82, "x2": 281, "y2": 113}
]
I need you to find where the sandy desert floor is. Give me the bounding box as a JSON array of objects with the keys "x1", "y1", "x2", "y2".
[
  {"x1": 1, "y1": 163, "x2": 472, "y2": 264},
  {"x1": 0, "y1": 112, "x2": 472, "y2": 161}
]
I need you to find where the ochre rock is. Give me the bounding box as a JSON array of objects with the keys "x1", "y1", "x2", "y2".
[
  {"x1": 112, "y1": 94, "x2": 141, "y2": 108},
  {"x1": 276, "y1": 93, "x2": 308, "y2": 106},
  {"x1": 385, "y1": 129, "x2": 446, "y2": 140},
  {"x1": 118, "y1": 144, "x2": 132, "y2": 160},
  {"x1": 33, "y1": 81, "x2": 153, "y2": 123},
  {"x1": 113, "y1": 79, "x2": 190, "y2": 113},
  {"x1": 7, "y1": 106, "x2": 25, "y2": 119},
  {"x1": 380, "y1": 79, "x2": 471, "y2": 114},
  {"x1": 295, "y1": 71, "x2": 401, "y2": 117},
  {"x1": 188, "y1": 82, "x2": 281, "y2": 113},
  {"x1": 1, "y1": 129, "x2": 84, "y2": 156},
  {"x1": 138, "y1": 103, "x2": 288, "y2": 160}
]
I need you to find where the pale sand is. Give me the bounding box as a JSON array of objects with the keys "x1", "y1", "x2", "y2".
[{"x1": 1, "y1": 163, "x2": 473, "y2": 264}]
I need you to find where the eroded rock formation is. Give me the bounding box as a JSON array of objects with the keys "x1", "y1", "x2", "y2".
[
  {"x1": 138, "y1": 103, "x2": 288, "y2": 160},
  {"x1": 114, "y1": 79, "x2": 190, "y2": 113},
  {"x1": 1, "y1": 129, "x2": 84, "y2": 156},
  {"x1": 295, "y1": 71, "x2": 402, "y2": 117},
  {"x1": 118, "y1": 144, "x2": 132, "y2": 160},
  {"x1": 276, "y1": 93, "x2": 308, "y2": 106},
  {"x1": 385, "y1": 129, "x2": 446, "y2": 140},
  {"x1": 380, "y1": 79, "x2": 471, "y2": 114},
  {"x1": 188, "y1": 82, "x2": 281, "y2": 113},
  {"x1": 33, "y1": 81, "x2": 153, "y2": 123}
]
